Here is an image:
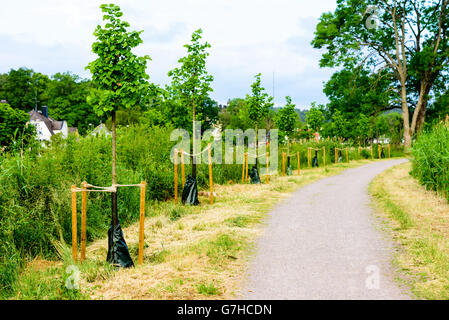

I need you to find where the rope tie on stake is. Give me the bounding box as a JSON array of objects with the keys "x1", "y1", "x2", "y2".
[
  {"x1": 179, "y1": 145, "x2": 211, "y2": 157},
  {"x1": 247, "y1": 152, "x2": 268, "y2": 158},
  {"x1": 70, "y1": 180, "x2": 146, "y2": 264}
]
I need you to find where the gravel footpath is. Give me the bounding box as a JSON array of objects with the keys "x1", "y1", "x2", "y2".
[{"x1": 241, "y1": 159, "x2": 412, "y2": 300}]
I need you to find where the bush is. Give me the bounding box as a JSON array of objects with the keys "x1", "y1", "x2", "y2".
[{"x1": 411, "y1": 124, "x2": 449, "y2": 201}]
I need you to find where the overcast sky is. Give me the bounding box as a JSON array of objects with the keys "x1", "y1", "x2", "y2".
[{"x1": 0, "y1": 0, "x2": 337, "y2": 109}]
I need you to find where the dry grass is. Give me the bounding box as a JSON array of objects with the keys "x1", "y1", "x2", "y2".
[{"x1": 370, "y1": 162, "x2": 449, "y2": 299}]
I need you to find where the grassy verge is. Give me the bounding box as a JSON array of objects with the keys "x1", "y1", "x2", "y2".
[
  {"x1": 370, "y1": 162, "x2": 449, "y2": 299},
  {"x1": 12, "y1": 158, "x2": 384, "y2": 300}
]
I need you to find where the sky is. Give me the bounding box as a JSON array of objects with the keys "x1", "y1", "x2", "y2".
[{"x1": 0, "y1": 0, "x2": 337, "y2": 109}]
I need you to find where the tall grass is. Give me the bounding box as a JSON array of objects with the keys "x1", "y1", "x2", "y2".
[{"x1": 411, "y1": 124, "x2": 449, "y2": 201}]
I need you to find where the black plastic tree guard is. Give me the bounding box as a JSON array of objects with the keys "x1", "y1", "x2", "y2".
[
  {"x1": 107, "y1": 219, "x2": 134, "y2": 268},
  {"x1": 182, "y1": 174, "x2": 200, "y2": 205},
  {"x1": 249, "y1": 166, "x2": 261, "y2": 184}
]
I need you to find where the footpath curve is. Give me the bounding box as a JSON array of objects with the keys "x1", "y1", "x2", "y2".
[{"x1": 242, "y1": 159, "x2": 412, "y2": 300}]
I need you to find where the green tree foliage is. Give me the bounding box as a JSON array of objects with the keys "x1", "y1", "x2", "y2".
[
  {"x1": 0, "y1": 103, "x2": 33, "y2": 147},
  {"x1": 86, "y1": 4, "x2": 151, "y2": 117},
  {"x1": 46, "y1": 72, "x2": 102, "y2": 134},
  {"x1": 306, "y1": 103, "x2": 325, "y2": 132},
  {"x1": 167, "y1": 29, "x2": 214, "y2": 133},
  {"x1": 329, "y1": 109, "x2": 349, "y2": 139},
  {"x1": 219, "y1": 98, "x2": 252, "y2": 130},
  {"x1": 276, "y1": 96, "x2": 298, "y2": 138},
  {"x1": 0, "y1": 68, "x2": 50, "y2": 110},
  {"x1": 356, "y1": 114, "x2": 373, "y2": 145},
  {"x1": 245, "y1": 73, "x2": 273, "y2": 129}
]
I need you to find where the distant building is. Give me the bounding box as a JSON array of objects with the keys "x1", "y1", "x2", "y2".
[
  {"x1": 27, "y1": 106, "x2": 77, "y2": 142},
  {"x1": 90, "y1": 123, "x2": 111, "y2": 137}
]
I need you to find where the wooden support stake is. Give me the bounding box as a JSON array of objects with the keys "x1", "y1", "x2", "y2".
[
  {"x1": 297, "y1": 151, "x2": 300, "y2": 175},
  {"x1": 245, "y1": 153, "x2": 249, "y2": 183},
  {"x1": 378, "y1": 144, "x2": 381, "y2": 159},
  {"x1": 242, "y1": 152, "x2": 246, "y2": 183},
  {"x1": 138, "y1": 181, "x2": 146, "y2": 265},
  {"x1": 346, "y1": 148, "x2": 349, "y2": 163},
  {"x1": 180, "y1": 149, "x2": 185, "y2": 187},
  {"x1": 335, "y1": 148, "x2": 338, "y2": 164},
  {"x1": 370, "y1": 145, "x2": 373, "y2": 158},
  {"x1": 323, "y1": 147, "x2": 326, "y2": 169},
  {"x1": 282, "y1": 152, "x2": 286, "y2": 176},
  {"x1": 80, "y1": 181, "x2": 87, "y2": 262},
  {"x1": 71, "y1": 185, "x2": 77, "y2": 263},
  {"x1": 266, "y1": 152, "x2": 270, "y2": 184},
  {"x1": 174, "y1": 149, "x2": 178, "y2": 203},
  {"x1": 308, "y1": 148, "x2": 311, "y2": 168},
  {"x1": 208, "y1": 144, "x2": 214, "y2": 205}
]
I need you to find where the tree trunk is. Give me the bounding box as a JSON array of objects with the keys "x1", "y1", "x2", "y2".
[
  {"x1": 192, "y1": 101, "x2": 197, "y2": 178},
  {"x1": 255, "y1": 124, "x2": 258, "y2": 167},
  {"x1": 400, "y1": 83, "x2": 412, "y2": 150},
  {"x1": 111, "y1": 110, "x2": 118, "y2": 227}
]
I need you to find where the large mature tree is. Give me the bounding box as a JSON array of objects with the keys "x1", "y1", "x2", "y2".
[
  {"x1": 86, "y1": 3, "x2": 150, "y2": 256},
  {"x1": 0, "y1": 68, "x2": 49, "y2": 110},
  {"x1": 168, "y1": 29, "x2": 214, "y2": 177},
  {"x1": 46, "y1": 72, "x2": 101, "y2": 134},
  {"x1": 0, "y1": 102, "x2": 32, "y2": 147},
  {"x1": 312, "y1": 0, "x2": 449, "y2": 149}
]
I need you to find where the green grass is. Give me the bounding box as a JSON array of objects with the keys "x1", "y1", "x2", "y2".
[
  {"x1": 197, "y1": 282, "x2": 220, "y2": 296},
  {"x1": 371, "y1": 187, "x2": 414, "y2": 230}
]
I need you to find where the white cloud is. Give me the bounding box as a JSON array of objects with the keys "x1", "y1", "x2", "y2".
[{"x1": 0, "y1": 0, "x2": 337, "y2": 108}]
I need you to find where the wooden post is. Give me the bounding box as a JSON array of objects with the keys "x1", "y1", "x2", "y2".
[
  {"x1": 208, "y1": 144, "x2": 214, "y2": 205},
  {"x1": 346, "y1": 148, "x2": 349, "y2": 163},
  {"x1": 307, "y1": 148, "x2": 310, "y2": 167},
  {"x1": 138, "y1": 181, "x2": 146, "y2": 264},
  {"x1": 138, "y1": 181, "x2": 146, "y2": 265},
  {"x1": 71, "y1": 185, "x2": 77, "y2": 263},
  {"x1": 388, "y1": 144, "x2": 391, "y2": 158},
  {"x1": 282, "y1": 152, "x2": 286, "y2": 176},
  {"x1": 323, "y1": 147, "x2": 326, "y2": 169},
  {"x1": 266, "y1": 152, "x2": 270, "y2": 184},
  {"x1": 80, "y1": 181, "x2": 87, "y2": 262},
  {"x1": 245, "y1": 153, "x2": 249, "y2": 183},
  {"x1": 378, "y1": 144, "x2": 381, "y2": 159},
  {"x1": 180, "y1": 149, "x2": 185, "y2": 187},
  {"x1": 174, "y1": 149, "x2": 178, "y2": 203},
  {"x1": 242, "y1": 152, "x2": 246, "y2": 183},
  {"x1": 335, "y1": 148, "x2": 338, "y2": 164},
  {"x1": 297, "y1": 151, "x2": 300, "y2": 175}
]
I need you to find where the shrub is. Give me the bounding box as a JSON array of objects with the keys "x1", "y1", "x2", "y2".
[{"x1": 411, "y1": 124, "x2": 449, "y2": 201}]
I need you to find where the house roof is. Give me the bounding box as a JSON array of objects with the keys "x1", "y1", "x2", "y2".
[
  {"x1": 28, "y1": 110, "x2": 55, "y2": 135},
  {"x1": 27, "y1": 110, "x2": 75, "y2": 135}
]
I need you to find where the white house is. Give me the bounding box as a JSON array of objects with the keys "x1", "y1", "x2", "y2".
[{"x1": 27, "y1": 107, "x2": 76, "y2": 142}]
